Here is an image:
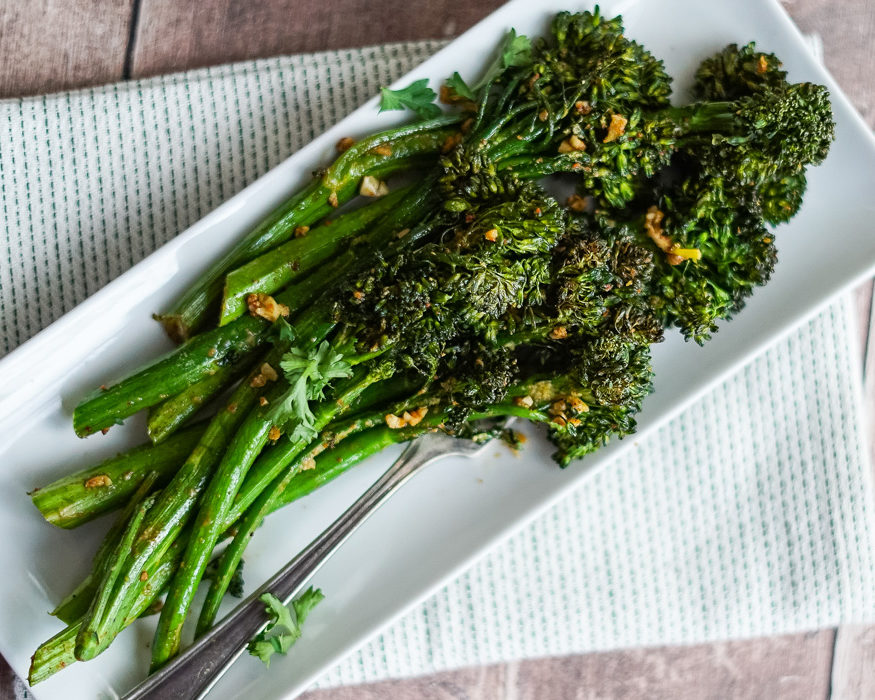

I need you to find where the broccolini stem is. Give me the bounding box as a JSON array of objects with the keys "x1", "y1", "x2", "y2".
[
  {"x1": 72, "y1": 296, "x2": 333, "y2": 438},
  {"x1": 666, "y1": 100, "x2": 743, "y2": 137},
  {"x1": 198, "y1": 398, "x2": 551, "y2": 631},
  {"x1": 149, "y1": 362, "x2": 388, "y2": 669},
  {"x1": 76, "y1": 488, "x2": 155, "y2": 660},
  {"x1": 146, "y1": 354, "x2": 254, "y2": 444},
  {"x1": 219, "y1": 185, "x2": 414, "y2": 326},
  {"x1": 49, "y1": 473, "x2": 159, "y2": 628},
  {"x1": 30, "y1": 425, "x2": 204, "y2": 529},
  {"x1": 72, "y1": 319, "x2": 264, "y2": 437},
  {"x1": 30, "y1": 419, "x2": 402, "y2": 684},
  {"x1": 73, "y1": 345, "x2": 291, "y2": 661},
  {"x1": 196, "y1": 423, "x2": 403, "y2": 633},
  {"x1": 158, "y1": 117, "x2": 460, "y2": 341},
  {"x1": 73, "y1": 178, "x2": 439, "y2": 439},
  {"x1": 29, "y1": 534, "x2": 186, "y2": 685}
]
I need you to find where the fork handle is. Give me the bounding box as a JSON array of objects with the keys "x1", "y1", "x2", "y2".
[{"x1": 123, "y1": 435, "x2": 448, "y2": 700}]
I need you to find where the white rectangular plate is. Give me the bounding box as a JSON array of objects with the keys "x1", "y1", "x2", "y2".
[{"x1": 2, "y1": 0, "x2": 875, "y2": 697}]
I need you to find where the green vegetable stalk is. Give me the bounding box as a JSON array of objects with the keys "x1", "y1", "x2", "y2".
[
  {"x1": 219, "y1": 184, "x2": 413, "y2": 326},
  {"x1": 30, "y1": 425, "x2": 204, "y2": 528},
  {"x1": 146, "y1": 358, "x2": 252, "y2": 443},
  {"x1": 158, "y1": 117, "x2": 460, "y2": 341},
  {"x1": 30, "y1": 425, "x2": 412, "y2": 684},
  {"x1": 73, "y1": 349, "x2": 281, "y2": 661},
  {"x1": 149, "y1": 357, "x2": 390, "y2": 669},
  {"x1": 71, "y1": 180, "x2": 438, "y2": 439}
]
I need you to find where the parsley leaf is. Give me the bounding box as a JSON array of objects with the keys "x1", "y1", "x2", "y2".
[
  {"x1": 272, "y1": 341, "x2": 352, "y2": 441},
  {"x1": 270, "y1": 317, "x2": 296, "y2": 345},
  {"x1": 497, "y1": 28, "x2": 533, "y2": 70},
  {"x1": 248, "y1": 588, "x2": 325, "y2": 667},
  {"x1": 450, "y1": 29, "x2": 533, "y2": 100},
  {"x1": 379, "y1": 79, "x2": 442, "y2": 120},
  {"x1": 445, "y1": 72, "x2": 475, "y2": 101}
]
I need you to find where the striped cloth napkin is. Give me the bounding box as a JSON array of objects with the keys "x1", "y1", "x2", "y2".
[{"x1": 2, "y1": 37, "x2": 875, "y2": 696}]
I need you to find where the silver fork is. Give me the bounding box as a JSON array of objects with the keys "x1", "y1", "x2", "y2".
[{"x1": 123, "y1": 431, "x2": 497, "y2": 700}]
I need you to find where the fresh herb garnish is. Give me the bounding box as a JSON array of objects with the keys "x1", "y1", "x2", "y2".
[
  {"x1": 248, "y1": 588, "x2": 324, "y2": 667},
  {"x1": 445, "y1": 72, "x2": 476, "y2": 101},
  {"x1": 274, "y1": 341, "x2": 352, "y2": 442},
  {"x1": 271, "y1": 317, "x2": 297, "y2": 345},
  {"x1": 445, "y1": 29, "x2": 533, "y2": 99},
  {"x1": 379, "y1": 79, "x2": 442, "y2": 120}
]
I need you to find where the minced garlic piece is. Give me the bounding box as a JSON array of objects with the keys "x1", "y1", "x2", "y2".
[
  {"x1": 549, "y1": 400, "x2": 567, "y2": 416},
  {"x1": 671, "y1": 247, "x2": 702, "y2": 262},
  {"x1": 328, "y1": 191, "x2": 339, "y2": 207},
  {"x1": 405, "y1": 407, "x2": 428, "y2": 427},
  {"x1": 603, "y1": 113, "x2": 628, "y2": 143},
  {"x1": 385, "y1": 413, "x2": 405, "y2": 429},
  {"x1": 268, "y1": 426, "x2": 281, "y2": 441},
  {"x1": 247, "y1": 293, "x2": 290, "y2": 322},
  {"x1": 442, "y1": 132, "x2": 462, "y2": 153},
  {"x1": 644, "y1": 206, "x2": 700, "y2": 265},
  {"x1": 558, "y1": 135, "x2": 586, "y2": 154},
  {"x1": 386, "y1": 407, "x2": 428, "y2": 429},
  {"x1": 644, "y1": 206, "x2": 672, "y2": 254},
  {"x1": 336, "y1": 136, "x2": 355, "y2": 152},
  {"x1": 250, "y1": 362, "x2": 279, "y2": 388},
  {"x1": 568, "y1": 134, "x2": 586, "y2": 151},
  {"x1": 566, "y1": 194, "x2": 587, "y2": 213},
  {"x1": 549, "y1": 326, "x2": 568, "y2": 340},
  {"x1": 484, "y1": 228, "x2": 499, "y2": 242},
  {"x1": 372, "y1": 144, "x2": 393, "y2": 156},
  {"x1": 514, "y1": 395, "x2": 534, "y2": 408},
  {"x1": 84, "y1": 475, "x2": 112, "y2": 488},
  {"x1": 360, "y1": 175, "x2": 390, "y2": 198},
  {"x1": 568, "y1": 396, "x2": 588, "y2": 414},
  {"x1": 294, "y1": 225, "x2": 309, "y2": 238}
]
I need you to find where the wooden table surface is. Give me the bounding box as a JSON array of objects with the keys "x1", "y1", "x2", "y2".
[{"x1": 1, "y1": 1, "x2": 873, "y2": 698}]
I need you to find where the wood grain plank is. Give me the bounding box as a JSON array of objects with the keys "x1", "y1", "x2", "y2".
[
  {"x1": 853, "y1": 281, "x2": 873, "y2": 370},
  {"x1": 831, "y1": 624, "x2": 875, "y2": 699},
  {"x1": 300, "y1": 631, "x2": 837, "y2": 700},
  {"x1": 779, "y1": 0, "x2": 875, "y2": 128},
  {"x1": 0, "y1": 657, "x2": 16, "y2": 699},
  {"x1": 129, "y1": 0, "x2": 503, "y2": 79},
  {"x1": 0, "y1": 0, "x2": 134, "y2": 98}
]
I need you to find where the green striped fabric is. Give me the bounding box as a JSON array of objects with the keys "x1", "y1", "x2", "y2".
[{"x1": 1, "y1": 41, "x2": 874, "y2": 695}]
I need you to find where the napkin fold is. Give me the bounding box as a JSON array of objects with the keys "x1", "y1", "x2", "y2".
[{"x1": 2, "y1": 38, "x2": 874, "y2": 695}]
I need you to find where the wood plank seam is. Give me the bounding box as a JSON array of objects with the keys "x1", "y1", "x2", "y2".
[{"x1": 123, "y1": 0, "x2": 143, "y2": 79}]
